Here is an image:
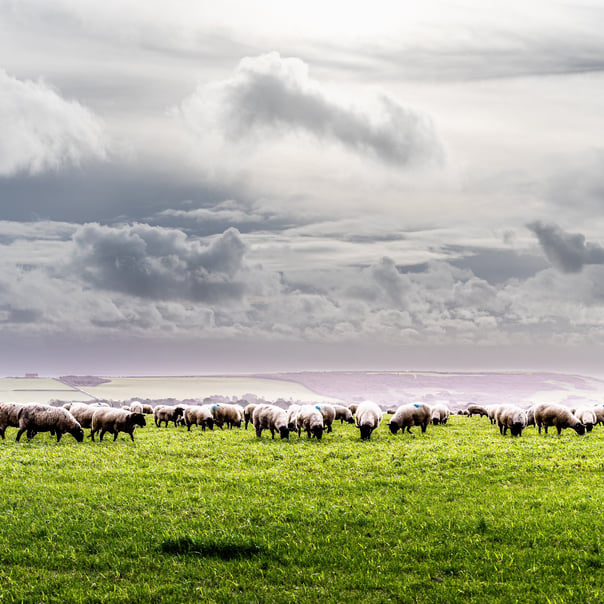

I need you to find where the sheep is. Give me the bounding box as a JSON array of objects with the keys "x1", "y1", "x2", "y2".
[
  {"x1": 129, "y1": 401, "x2": 144, "y2": 414},
  {"x1": 355, "y1": 401, "x2": 383, "y2": 440},
  {"x1": 153, "y1": 405, "x2": 185, "y2": 428},
  {"x1": 184, "y1": 405, "x2": 214, "y2": 431},
  {"x1": 296, "y1": 405, "x2": 324, "y2": 440},
  {"x1": 90, "y1": 408, "x2": 146, "y2": 442},
  {"x1": 252, "y1": 404, "x2": 289, "y2": 439},
  {"x1": 0, "y1": 402, "x2": 25, "y2": 439},
  {"x1": 526, "y1": 405, "x2": 536, "y2": 427},
  {"x1": 333, "y1": 405, "x2": 354, "y2": 424},
  {"x1": 592, "y1": 404, "x2": 604, "y2": 426},
  {"x1": 211, "y1": 403, "x2": 243, "y2": 429},
  {"x1": 388, "y1": 403, "x2": 431, "y2": 435},
  {"x1": 16, "y1": 404, "x2": 84, "y2": 443},
  {"x1": 485, "y1": 405, "x2": 498, "y2": 425},
  {"x1": 495, "y1": 405, "x2": 528, "y2": 437},
  {"x1": 574, "y1": 407, "x2": 597, "y2": 433},
  {"x1": 243, "y1": 403, "x2": 258, "y2": 430},
  {"x1": 348, "y1": 404, "x2": 358, "y2": 416},
  {"x1": 533, "y1": 403, "x2": 585, "y2": 436},
  {"x1": 142, "y1": 404, "x2": 154, "y2": 414},
  {"x1": 69, "y1": 402, "x2": 110, "y2": 432},
  {"x1": 316, "y1": 403, "x2": 336, "y2": 433},
  {"x1": 466, "y1": 404, "x2": 489, "y2": 418},
  {"x1": 286, "y1": 404, "x2": 301, "y2": 433},
  {"x1": 430, "y1": 403, "x2": 450, "y2": 425}
]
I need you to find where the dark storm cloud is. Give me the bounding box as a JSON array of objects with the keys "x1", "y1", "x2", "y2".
[
  {"x1": 71, "y1": 223, "x2": 247, "y2": 302},
  {"x1": 177, "y1": 52, "x2": 444, "y2": 167},
  {"x1": 528, "y1": 221, "x2": 604, "y2": 273}
]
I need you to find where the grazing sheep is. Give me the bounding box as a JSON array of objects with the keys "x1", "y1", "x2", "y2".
[
  {"x1": 389, "y1": 403, "x2": 431, "y2": 435},
  {"x1": 243, "y1": 403, "x2": 258, "y2": 430},
  {"x1": 286, "y1": 404, "x2": 301, "y2": 433},
  {"x1": 348, "y1": 404, "x2": 358, "y2": 416},
  {"x1": 211, "y1": 403, "x2": 243, "y2": 429},
  {"x1": 495, "y1": 405, "x2": 528, "y2": 437},
  {"x1": 129, "y1": 401, "x2": 144, "y2": 414},
  {"x1": 296, "y1": 405, "x2": 324, "y2": 440},
  {"x1": 592, "y1": 404, "x2": 604, "y2": 426},
  {"x1": 153, "y1": 405, "x2": 185, "y2": 428},
  {"x1": 142, "y1": 404, "x2": 154, "y2": 414},
  {"x1": 184, "y1": 405, "x2": 214, "y2": 431},
  {"x1": 90, "y1": 408, "x2": 146, "y2": 442},
  {"x1": 466, "y1": 404, "x2": 489, "y2": 418},
  {"x1": 69, "y1": 402, "x2": 110, "y2": 432},
  {"x1": 485, "y1": 405, "x2": 498, "y2": 425},
  {"x1": 430, "y1": 403, "x2": 450, "y2": 425},
  {"x1": 533, "y1": 403, "x2": 585, "y2": 436},
  {"x1": 355, "y1": 401, "x2": 383, "y2": 440},
  {"x1": 526, "y1": 405, "x2": 536, "y2": 427},
  {"x1": 316, "y1": 403, "x2": 336, "y2": 433},
  {"x1": 333, "y1": 405, "x2": 355, "y2": 424},
  {"x1": 16, "y1": 404, "x2": 84, "y2": 443},
  {"x1": 574, "y1": 407, "x2": 597, "y2": 433},
  {"x1": 252, "y1": 404, "x2": 289, "y2": 439},
  {"x1": 0, "y1": 402, "x2": 25, "y2": 439}
]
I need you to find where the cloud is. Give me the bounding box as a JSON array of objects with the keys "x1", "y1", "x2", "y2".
[
  {"x1": 176, "y1": 52, "x2": 443, "y2": 167},
  {"x1": 0, "y1": 69, "x2": 108, "y2": 176},
  {"x1": 70, "y1": 223, "x2": 247, "y2": 302},
  {"x1": 527, "y1": 221, "x2": 604, "y2": 273}
]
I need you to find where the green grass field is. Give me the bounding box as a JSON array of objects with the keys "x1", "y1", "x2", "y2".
[{"x1": 0, "y1": 414, "x2": 602, "y2": 603}]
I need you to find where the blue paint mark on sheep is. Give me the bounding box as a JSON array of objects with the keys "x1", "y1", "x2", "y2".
[{"x1": 413, "y1": 403, "x2": 421, "y2": 408}]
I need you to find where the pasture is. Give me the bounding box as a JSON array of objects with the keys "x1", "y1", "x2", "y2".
[
  {"x1": 0, "y1": 413, "x2": 602, "y2": 603},
  {"x1": 0, "y1": 378, "x2": 94, "y2": 405}
]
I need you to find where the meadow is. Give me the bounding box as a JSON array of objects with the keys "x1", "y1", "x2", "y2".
[{"x1": 0, "y1": 414, "x2": 602, "y2": 603}]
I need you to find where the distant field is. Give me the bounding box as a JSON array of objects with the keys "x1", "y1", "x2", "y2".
[
  {"x1": 0, "y1": 415, "x2": 602, "y2": 602},
  {"x1": 0, "y1": 378, "x2": 94, "y2": 404},
  {"x1": 82, "y1": 376, "x2": 342, "y2": 403}
]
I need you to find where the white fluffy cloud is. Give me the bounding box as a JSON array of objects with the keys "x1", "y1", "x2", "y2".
[
  {"x1": 0, "y1": 69, "x2": 108, "y2": 176},
  {"x1": 175, "y1": 52, "x2": 443, "y2": 168}
]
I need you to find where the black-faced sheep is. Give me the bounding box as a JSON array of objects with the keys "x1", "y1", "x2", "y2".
[
  {"x1": 388, "y1": 403, "x2": 431, "y2": 435},
  {"x1": 355, "y1": 401, "x2": 383, "y2": 440},
  {"x1": 16, "y1": 404, "x2": 84, "y2": 443},
  {"x1": 184, "y1": 405, "x2": 214, "y2": 431},
  {"x1": 495, "y1": 405, "x2": 528, "y2": 437},
  {"x1": 296, "y1": 405, "x2": 324, "y2": 440},
  {"x1": 333, "y1": 405, "x2": 354, "y2": 424},
  {"x1": 466, "y1": 404, "x2": 489, "y2": 418},
  {"x1": 252, "y1": 404, "x2": 289, "y2": 439},
  {"x1": 316, "y1": 403, "x2": 336, "y2": 433},
  {"x1": 153, "y1": 405, "x2": 185, "y2": 428},
  {"x1": 0, "y1": 402, "x2": 24, "y2": 439},
  {"x1": 574, "y1": 407, "x2": 596, "y2": 433},
  {"x1": 430, "y1": 403, "x2": 450, "y2": 425},
  {"x1": 90, "y1": 408, "x2": 146, "y2": 442},
  {"x1": 533, "y1": 403, "x2": 585, "y2": 436},
  {"x1": 243, "y1": 403, "x2": 258, "y2": 430},
  {"x1": 211, "y1": 403, "x2": 243, "y2": 429},
  {"x1": 286, "y1": 404, "x2": 301, "y2": 433}
]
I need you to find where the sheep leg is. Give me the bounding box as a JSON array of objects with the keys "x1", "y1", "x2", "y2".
[
  {"x1": 113, "y1": 432, "x2": 119, "y2": 441},
  {"x1": 255, "y1": 428, "x2": 262, "y2": 438},
  {"x1": 99, "y1": 429, "x2": 107, "y2": 442},
  {"x1": 128, "y1": 431, "x2": 135, "y2": 442},
  {"x1": 327, "y1": 424, "x2": 332, "y2": 433},
  {"x1": 270, "y1": 428, "x2": 275, "y2": 439},
  {"x1": 0, "y1": 428, "x2": 4, "y2": 440},
  {"x1": 421, "y1": 424, "x2": 427, "y2": 433},
  {"x1": 15, "y1": 428, "x2": 26, "y2": 442},
  {"x1": 56, "y1": 432, "x2": 62, "y2": 443},
  {"x1": 556, "y1": 426, "x2": 562, "y2": 435}
]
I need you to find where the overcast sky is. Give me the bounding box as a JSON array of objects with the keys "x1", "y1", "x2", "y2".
[{"x1": 2, "y1": 0, "x2": 604, "y2": 376}]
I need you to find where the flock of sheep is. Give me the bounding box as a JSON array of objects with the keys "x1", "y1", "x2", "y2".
[{"x1": 0, "y1": 398, "x2": 602, "y2": 444}]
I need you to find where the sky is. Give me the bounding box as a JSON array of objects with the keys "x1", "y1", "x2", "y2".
[{"x1": 2, "y1": 0, "x2": 604, "y2": 376}]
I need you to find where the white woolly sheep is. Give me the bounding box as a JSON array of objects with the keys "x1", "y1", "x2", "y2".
[
  {"x1": 211, "y1": 403, "x2": 243, "y2": 429},
  {"x1": 184, "y1": 405, "x2": 214, "y2": 431},
  {"x1": 355, "y1": 401, "x2": 383, "y2": 440},
  {"x1": 16, "y1": 404, "x2": 84, "y2": 443},
  {"x1": 592, "y1": 404, "x2": 604, "y2": 426},
  {"x1": 430, "y1": 403, "x2": 450, "y2": 425},
  {"x1": 348, "y1": 404, "x2": 358, "y2": 416},
  {"x1": 333, "y1": 405, "x2": 354, "y2": 424},
  {"x1": 142, "y1": 404, "x2": 154, "y2": 414},
  {"x1": 252, "y1": 404, "x2": 289, "y2": 439},
  {"x1": 153, "y1": 405, "x2": 185, "y2": 428},
  {"x1": 129, "y1": 401, "x2": 144, "y2": 414},
  {"x1": 533, "y1": 403, "x2": 585, "y2": 436},
  {"x1": 0, "y1": 402, "x2": 25, "y2": 439},
  {"x1": 574, "y1": 407, "x2": 597, "y2": 433},
  {"x1": 495, "y1": 405, "x2": 528, "y2": 437},
  {"x1": 243, "y1": 403, "x2": 258, "y2": 430},
  {"x1": 466, "y1": 404, "x2": 489, "y2": 418},
  {"x1": 90, "y1": 408, "x2": 146, "y2": 442},
  {"x1": 315, "y1": 403, "x2": 336, "y2": 433},
  {"x1": 69, "y1": 402, "x2": 111, "y2": 432},
  {"x1": 286, "y1": 404, "x2": 301, "y2": 433},
  {"x1": 296, "y1": 405, "x2": 324, "y2": 440},
  {"x1": 389, "y1": 403, "x2": 431, "y2": 435},
  {"x1": 485, "y1": 405, "x2": 498, "y2": 425}
]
